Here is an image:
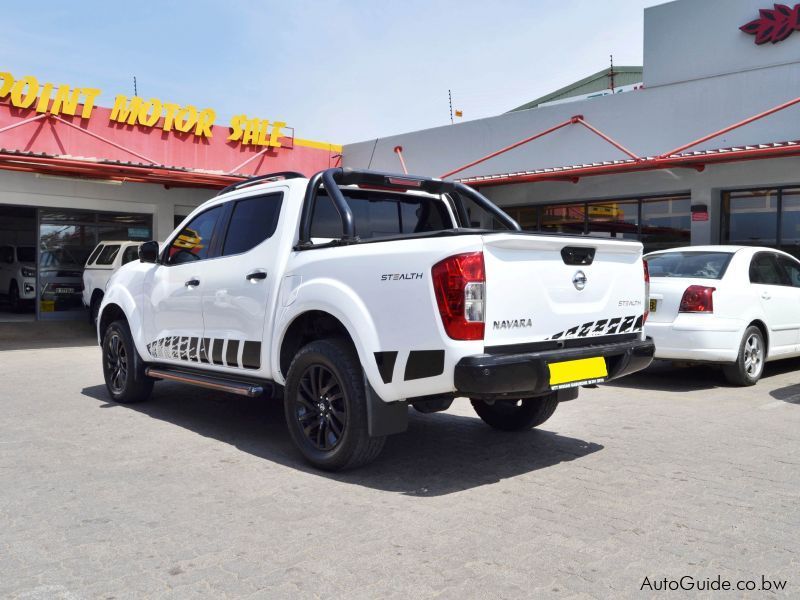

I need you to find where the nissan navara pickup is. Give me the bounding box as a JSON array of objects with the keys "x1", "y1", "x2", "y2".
[{"x1": 98, "y1": 168, "x2": 654, "y2": 470}]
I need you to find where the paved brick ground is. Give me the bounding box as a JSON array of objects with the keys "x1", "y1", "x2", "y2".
[{"x1": 1, "y1": 343, "x2": 799, "y2": 598}]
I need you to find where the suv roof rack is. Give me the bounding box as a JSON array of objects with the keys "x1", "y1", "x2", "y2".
[{"x1": 217, "y1": 171, "x2": 306, "y2": 196}]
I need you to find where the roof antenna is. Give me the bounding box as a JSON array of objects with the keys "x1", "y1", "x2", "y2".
[
  {"x1": 133, "y1": 76, "x2": 138, "y2": 97},
  {"x1": 609, "y1": 55, "x2": 616, "y2": 94}
]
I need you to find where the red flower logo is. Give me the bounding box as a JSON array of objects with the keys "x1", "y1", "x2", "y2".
[{"x1": 740, "y1": 3, "x2": 800, "y2": 44}]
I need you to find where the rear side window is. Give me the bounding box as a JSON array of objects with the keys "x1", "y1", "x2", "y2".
[
  {"x1": 776, "y1": 255, "x2": 800, "y2": 287},
  {"x1": 121, "y1": 245, "x2": 140, "y2": 265},
  {"x1": 86, "y1": 245, "x2": 104, "y2": 266},
  {"x1": 222, "y1": 193, "x2": 283, "y2": 256},
  {"x1": 749, "y1": 253, "x2": 785, "y2": 285},
  {"x1": 310, "y1": 191, "x2": 451, "y2": 239},
  {"x1": 0, "y1": 246, "x2": 12, "y2": 263},
  {"x1": 95, "y1": 244, "x2": 121, "y2": 265},
  {"x1": 167, "y1": 206, "x2": 223, "y2": 265},
  {"x1": 646, "y1": 251, "x2": 733, "y2": 279}
]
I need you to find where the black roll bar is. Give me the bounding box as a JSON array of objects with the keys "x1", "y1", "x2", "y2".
[{"x1": 296, "y1": 167, "x2": 521, "y2": 247}]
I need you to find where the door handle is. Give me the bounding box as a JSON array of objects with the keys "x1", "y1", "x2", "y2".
[
  {"x1": 185, "y1": 278, "x2": 200, "y2": 287},
  {"x1": 246, "y1": 271, "x2": 267, "y2": 281}
]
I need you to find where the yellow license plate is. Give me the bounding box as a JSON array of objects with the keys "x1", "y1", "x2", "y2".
[
  {"x1": 649, "y1": 298, "x2": 657, "y2": 312},
  {"x1": 548, "y1": 356, "x2": 608, "y2": 389}
]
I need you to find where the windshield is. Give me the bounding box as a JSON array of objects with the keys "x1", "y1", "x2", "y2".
[
  {"x1": 16, "y1": 247, "x2": 35, "y2": 262},
  {"x1": 646, "y1": 251, "x2": 733, "y2": 280}
]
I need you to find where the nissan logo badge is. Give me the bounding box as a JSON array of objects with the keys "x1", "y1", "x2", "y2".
[{"x1": 572, "y1": 270, "x2": 587, "y2": 291}]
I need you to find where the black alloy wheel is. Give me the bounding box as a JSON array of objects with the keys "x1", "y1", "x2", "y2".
[
  {"x1": 104, "y1": 331, "x2": 129, "y2": 395},
  {"x1": 284, "y1": 338, "x2": 385, "y2": 470}
]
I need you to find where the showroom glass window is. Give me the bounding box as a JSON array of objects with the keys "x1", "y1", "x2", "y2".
[
  {"x1": 498, "y1": 194, "x2": 689, "y2": 253},
  {"x1": 722, "y1": 187, "x2": 800, "y2": 258}
]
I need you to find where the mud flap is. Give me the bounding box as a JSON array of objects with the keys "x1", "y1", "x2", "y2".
[{"x1": 364, "y1": 375, "x2": 408, "y2": 437}]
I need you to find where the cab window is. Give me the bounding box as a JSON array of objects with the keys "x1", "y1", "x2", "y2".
[
  {"x1": 96, "y1": 244, "x2": 121, "y2": 265},
  {"x1": 86, "y1": 244, "x2": 104, "y2": 266},
  {"x1": 221, "y1": 193, "x2": 283, "y2": 256},
  {"x1": 121, "y1": 245, "x2": 140, "y2": 265},
  {"x1": 166, "y1": 206, "x2": 222, "y2": 265},
  {"x1": 749, "y1": 253, "x2": 785, "y2": 285}
]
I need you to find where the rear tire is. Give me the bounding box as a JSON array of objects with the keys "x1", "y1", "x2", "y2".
[
  {"x1": 284, "y1": 338, "x2": 385, "y2": 471},
  {"x1": 102, "y1": 319, "x2": 154, "y2": 403},
  {"x1": 471, "y1": 394, "x2": 559, "y2": 431},
  {"x1": 723, "y1": 326, "x2": 765, "y2": 386}
]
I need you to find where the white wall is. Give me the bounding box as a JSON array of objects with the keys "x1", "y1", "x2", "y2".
[
  {"x1": 0, "y1": 172, "x2": 212, "y2": 241},
  {"x1": 644, "y1": 0, "x2": 800, "y2": 88}
]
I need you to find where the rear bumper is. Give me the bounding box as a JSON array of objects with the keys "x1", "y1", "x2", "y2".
[
  {"x1": 454, "y1": 337, "x2": 655, "y2": 399},
  {"x1": 645, "y1": 318, "x2": 742, "y2": 363}
]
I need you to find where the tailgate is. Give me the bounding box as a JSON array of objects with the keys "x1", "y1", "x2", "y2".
[{"x1": 481, "y1": 233, "x2": 645, "y2": 347}]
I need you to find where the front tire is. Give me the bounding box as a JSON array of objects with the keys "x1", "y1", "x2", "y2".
[
  {"x1": 471, "y1": 393, "x2": 559, "y2": 431},
  {"x1": 102, "y1": 319, "x2": 154, "y2": 403},
  {"x1": 723, "y1": 326, "x2": 765, "y2": 386},
  {"x1": 8, "y1": 280, "x2": 19, "y2": 312},
  {"x1": 284, "y1": 338, "x2": 385, "y2": 471}
]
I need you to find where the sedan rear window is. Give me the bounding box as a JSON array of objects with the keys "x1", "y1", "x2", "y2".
[{"x1": 646, "y1": 251, "x2": 733, "y2": 279}]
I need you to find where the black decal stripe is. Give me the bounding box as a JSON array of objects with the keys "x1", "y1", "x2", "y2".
[
  {"x1": 242, "y1": 341, "x2": 261, "y2": 370},
  {"x1": 212, "y1": 339, "x2": 224, "y2": 365},
  {"x1": 188, "y1": 337, "x2": 198, "y2": 361},
  {"x1": 226, "y1": 339, "x2": 240, "y2": 368},
  {"x1": 404, "y1": 350, "x2": 445, "y2": 381},
  {"x1": 374, "y1": 351, "x2": 398, "y2": 384},
  {"x1": 200, "y1": 338, "x2": 211, "y2": 363},
  {"x1": 633, "y1": 315, "x2": 643, "y2": 331}
]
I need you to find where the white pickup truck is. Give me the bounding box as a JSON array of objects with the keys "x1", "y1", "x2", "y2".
[{"x1": 98, "y1": 168, "x2": 654, "y2": 470}]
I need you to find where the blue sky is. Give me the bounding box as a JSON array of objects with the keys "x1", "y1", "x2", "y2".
[{"x1": 1, "y1": 0, "x2": 662, "y2": 145}]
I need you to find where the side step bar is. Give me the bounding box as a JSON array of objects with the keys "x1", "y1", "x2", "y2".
[{"x1": 145, "y1": 367, "x2": 264, "y2": 397}]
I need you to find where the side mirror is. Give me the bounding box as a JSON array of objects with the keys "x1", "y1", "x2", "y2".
[{"x1": 138, "y1": 241, "x2": 160, "y2": 264}]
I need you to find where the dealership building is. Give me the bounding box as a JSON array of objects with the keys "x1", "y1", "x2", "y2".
[
  {"x1": 0, "y1": 77, "x2": 340, "y2": 320},
  {"x1": 344, "y1": 0, "x2": 800, "y2": 258},
  {"x1": 1, "y1": 0, "x2": 799, "y2": 322}
]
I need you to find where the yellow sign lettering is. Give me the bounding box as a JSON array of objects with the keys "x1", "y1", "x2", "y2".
[
  {"x1": 173, "y1": 105, "x2": 197, "y2": 133},
  {"x1": 10, "y1": 75, "x2": 39, "y2": 109},
  {"x1": 138, "y1": 98, "x2": 162, "y2": 128},
  {"x1": 269, "y1": 121, "x2": 286, "y2": 148},
  {"x1": 80, "y1": 88, "x2": 101, "y2": 119},
  {"x1": 51, "y1": 84, "x2": 81, "y2": 116},
  {"x1": 0, "y1": 72, "x2": 13, "y2": 98},
  {"x1": 194, "y1": 108, "x2": 215, "y2": 137},
  {"x1": 110, "y1": 95, "x2": 143, "y2": 125},
  {"x1": 35, "y1": 83, "x2": 54, "y2": 113},
  {"x1": 0, "y1": 71, "x2": 288, "y2": 145}
]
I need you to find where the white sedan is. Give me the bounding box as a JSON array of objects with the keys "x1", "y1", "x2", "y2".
[{"x1": 644, "y1": 245, "x2": 800, "y2": 386}]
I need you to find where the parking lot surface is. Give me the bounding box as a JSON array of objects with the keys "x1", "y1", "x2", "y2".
[{"x1": 1, "y1": 338, "x2": 799, "y2": 599}]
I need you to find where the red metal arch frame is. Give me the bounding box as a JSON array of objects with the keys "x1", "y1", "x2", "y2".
[{"x1": 441, "y1": 95, "x2": 800, "y2": 188}]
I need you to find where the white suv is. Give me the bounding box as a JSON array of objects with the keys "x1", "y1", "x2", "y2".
[
  {"x1": 83, "y1": 241, "x2": 143, "y2": 324},
  {"x1": 0, "y1": 245, "x2": 36, "y2": 310}
]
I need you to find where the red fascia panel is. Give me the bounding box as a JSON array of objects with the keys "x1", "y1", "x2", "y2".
[{"x1": 0, "y1": 102, "x2": 338, "y2": 178}]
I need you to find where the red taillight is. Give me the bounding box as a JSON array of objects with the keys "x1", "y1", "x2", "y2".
[
  {"x1": 643, "y1": 259, "x2": 650, "y2": 323},
  {"x1": 679, "y1": 285, "x2": 715, "y2": 313},
  {"x1": 431, "y1": 252, "x2": 485, "y2": 340}
]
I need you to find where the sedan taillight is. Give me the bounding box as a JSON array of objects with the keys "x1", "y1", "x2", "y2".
[
  {"x1": 431, "y1": 252, "x2": 485, "y2": 340},
  {"x1": 679, "y1": 285, "x2": 715, "y2": 313}
]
